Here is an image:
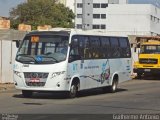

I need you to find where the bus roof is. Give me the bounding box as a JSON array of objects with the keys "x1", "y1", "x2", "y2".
[{"x1": 30, "y1": 28, "x2": 128, "y2": 37}]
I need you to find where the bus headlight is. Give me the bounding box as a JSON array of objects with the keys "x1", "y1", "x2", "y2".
[{"x1": 14, "y1": 71, "x2": 22, "y2": 78}]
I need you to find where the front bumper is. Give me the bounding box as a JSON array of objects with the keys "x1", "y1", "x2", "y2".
[
  {"x1": 133, "y1": 68, "x2": 160, "y2": 74},
  {"x1": 15, "y1": 86, "x2": 70, "y2": 92}
]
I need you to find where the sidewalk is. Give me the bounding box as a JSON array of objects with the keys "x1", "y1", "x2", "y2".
[{"x1": 0, "y1": 83, "x2": 15, "y2": 92}]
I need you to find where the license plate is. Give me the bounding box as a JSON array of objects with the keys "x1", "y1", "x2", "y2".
[
  {"x1": 30, "y1": 78, "x2": 40, "y2": 82},
  {"x1": 144, "y1": 69, "x2": 150, "y2": 72}
]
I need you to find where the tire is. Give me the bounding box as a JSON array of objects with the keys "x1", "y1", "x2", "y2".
[
  {"x1": 108, "y1": 78, "x2": 118, "y2": 93},
  {"x1": 102, "y1": 86, "x2": 109, "y2": 93},
  {"x1": 68, "y1": 83, "x2": 78, "y2": 98},
  {"x1": 136, "y1": 73, "x2": 142, "y2": 79},
  {"x1": 22, "y1": 90, "x2": 33, "y2": 98}
]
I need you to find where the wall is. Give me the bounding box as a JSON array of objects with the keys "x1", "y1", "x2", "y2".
[
  {"x1": 82, "y1": 0, "x2": 93, "y2": 30},
  {"x1": 106, "y1": 4, "x2": 160, "y2": 36},
  {"x1": 0, "y1": 30, "x2": 26, "y2": 83},
  {"x1": 0, "y1": 40, "x2": 18, "y2": 83}
]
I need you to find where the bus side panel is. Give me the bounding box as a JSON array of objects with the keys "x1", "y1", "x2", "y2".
[
  {"x1": 108, "y1": 58, "x2": 131, "y2": 84},
  {"x1": 81, "y1": 59, "x2": 100, "y2": 89},
  {"x1": 67, "y1": 60, "x2": 86, "y2": 90}
]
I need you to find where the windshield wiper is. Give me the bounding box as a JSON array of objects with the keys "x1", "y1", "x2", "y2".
[
  {"x1": 16, "y1": 54, "x2": 39, "y2": 63},
  {"x1": 42, "y1": 56, "x2": 59, "y2": 63}
]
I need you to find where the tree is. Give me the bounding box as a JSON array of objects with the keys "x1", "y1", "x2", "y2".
[{"x1": 9, "y1": 0, "x2": 75, "y2": 29}]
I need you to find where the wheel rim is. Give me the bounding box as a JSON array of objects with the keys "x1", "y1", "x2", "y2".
[
  {"x1": 112, "y1": 81, "x2": 117, "y2": 91},
  {"x1": 70, "y1": 85, "x2": 77, "y2": 97}
]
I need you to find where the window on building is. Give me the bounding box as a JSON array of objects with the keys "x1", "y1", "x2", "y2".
[
  {"x1": 151, "y1": 15, "x2": 153, "y2": 21},
  {"x1": 154, "y1": 17, "x2": 156, "y2": 22},
  {"x1": 77, "y1": 24, "x2": 82, "y2": 29},
  {"x1": 101, "y1": 25, "x2": 106, "y2": 29},
  {"x1": 101, "y1": 3, "x2": 108, "y2": 8},
  {"x1": 93, "y1": 14, "x2": 100, "y2": 19},
  {"x1": 77, "y1": 14, "x2": 82, "y2": 18},
  {"x1": 77, "y1": 3, "x2": 83, "y2": 8},
  {"x1": 93, "y1": 3, "x2": 100, "y2": 8},
  {"x1": 93, "y1": 25, "x2": 100, "y2": 29},
  {"x1": 101, "y1": 14, "x2": 106, "y2": 19},
  {"x1": 156, "y1": 18, "x2": 159, "y2": 23}
]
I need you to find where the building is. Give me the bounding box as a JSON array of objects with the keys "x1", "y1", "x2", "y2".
[
  {"x1": 57, "y1": 0, "x2": 66, "y2": 5},
  {"x1": 106, "y1": 4, "x2": 160, "y2": 36},
  {"x1": 57, "y1": 0, "x2": 75, "y2": 12},
  {"x1": 75, "y1": 0, "x2": 160, "y2": 36}
]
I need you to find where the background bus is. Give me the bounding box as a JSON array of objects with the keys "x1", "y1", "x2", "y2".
[{"x1": 13, "y1": 28, "x2": 132, "y2": 98}]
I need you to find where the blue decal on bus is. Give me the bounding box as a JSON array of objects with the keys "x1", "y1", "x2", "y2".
[{"x1": 36, "y1": 56, "x2": 43, "y2": 62}]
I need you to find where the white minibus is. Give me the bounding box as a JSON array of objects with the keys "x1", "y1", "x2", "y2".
[{"x1": 13, "y1": 28, "x2": 131, "y2": 98}]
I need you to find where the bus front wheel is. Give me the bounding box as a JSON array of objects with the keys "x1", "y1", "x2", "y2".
[
  {"x1": 22, "y1": 90, "x2": 33, "y2": 98},
  {"x1": 68, "y1": 83, "x2": 79, "y2": 98}
]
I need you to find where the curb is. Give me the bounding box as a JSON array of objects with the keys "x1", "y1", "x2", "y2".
[{"x1": 0, "y1": 83, "x2": 15, "y2": 92}]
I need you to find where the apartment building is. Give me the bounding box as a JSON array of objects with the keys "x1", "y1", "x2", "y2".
[{"x1": 75, "y1": 0, "x2": 160, "y2": 36}]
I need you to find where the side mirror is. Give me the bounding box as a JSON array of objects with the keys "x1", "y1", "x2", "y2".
[
  {"x1": 16, "y1": 41, "x2": 20, "y2": 48},
  {"x1": 13, "y1": 40, "x2": 20, "y2": 48}
]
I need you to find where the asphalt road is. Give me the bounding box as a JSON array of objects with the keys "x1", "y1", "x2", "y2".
[{"x1": 0, "y1": 77, "x2": 160, "y2": 117}]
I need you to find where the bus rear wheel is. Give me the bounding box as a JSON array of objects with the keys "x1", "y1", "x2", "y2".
[
  {"x1": 108, "y1": 78, "x2": 118, "y2": 93},
  {"x1": 102, "y1": 79, "x2": 118, "y2": 93},
  {"x1": 22, "y1": 90, "x2": 33, "y2": 98}
]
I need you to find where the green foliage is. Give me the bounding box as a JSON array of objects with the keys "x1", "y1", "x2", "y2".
[{"x1": 9, "y1": 0, "x2": 75, "y2": 29}]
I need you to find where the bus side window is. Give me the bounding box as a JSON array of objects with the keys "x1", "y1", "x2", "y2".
[
  {"x1": 119, "y1": 37, "x2": 131, "y2": 57},
  {"x1": 78, "y1": 36, "x2": 91, "y2": 59},
  {"x1": 69, "y1": 36, "x2": 81, "y2": 62},
  {"x1": 110, "y1": 37, "x2": 120, "y2": 58},
  {"x1": 101, "y1": 37, "x2": 110, "y2": 58},
  {"x1": 79, "y1": 36, "x2": 85, "y2": 58},
  {"x1": 90, "y1": 36, "x2": 100, "y2": 59}
]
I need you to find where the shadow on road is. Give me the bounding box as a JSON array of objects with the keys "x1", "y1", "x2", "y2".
[
  {"x1": 134, "y1": 74, "x2": 160, "y2": 81},
  {"x1": 77, "y1": 88, "x2": 127, "y2": 98},
  {"x1": 12, "y1": 88, "x2": 127, "y2": 99}
]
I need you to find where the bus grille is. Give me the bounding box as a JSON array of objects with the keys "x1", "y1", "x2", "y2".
[
  {"x1": 24, "y1": 72, "x2": 49, "y2": 78},
  {"x1": 139, "y1": 58, "x2": 158, "y2": 64},
  {"x1": 24, "y1": 72, "x2": 49, "y2": 87}
]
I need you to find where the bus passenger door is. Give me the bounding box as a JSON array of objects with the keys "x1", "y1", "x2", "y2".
[{"x1": 68, "y1": 36, "x2": 86, "y2": 90}]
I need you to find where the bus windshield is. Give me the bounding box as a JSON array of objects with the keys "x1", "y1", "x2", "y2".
[
  {"x1": 140, "y1": 45, "x2": 160, "y2": 54},
  {"x1": 16, "y1": 35, "x2": 69, "y2": 64}
]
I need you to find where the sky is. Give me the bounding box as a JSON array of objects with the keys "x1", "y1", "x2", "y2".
[
  {"x1": 0, "y1": 0, "x2": 26, "y2": 17},
  {"x1": 129, "y1": 0, "x2": 160, "y2": 7},
  {"x1": 0, "y1": 0, "x2": 160, "y2": 17}
]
